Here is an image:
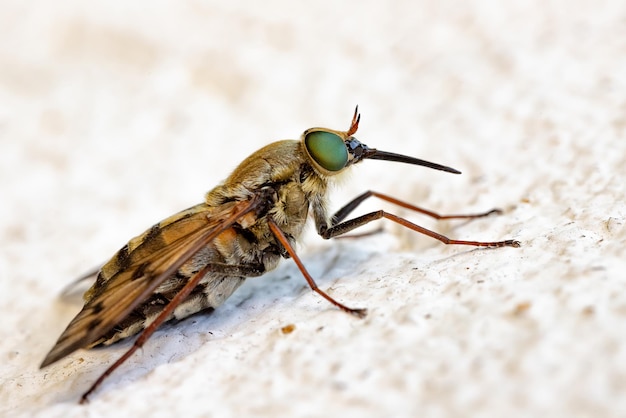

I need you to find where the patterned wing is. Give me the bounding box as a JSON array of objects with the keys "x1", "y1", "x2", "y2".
[{"x1": 41, "y1": 198, "x2": 259, "y2": 367}]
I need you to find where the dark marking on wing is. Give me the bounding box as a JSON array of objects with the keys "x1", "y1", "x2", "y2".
[
  {"x1": 115, "y1": 244, "x2": 131, "y2": 271},
  {"x1": 91, "y1": 302, "x2": 105, "y2": 315},
  {"x1": 89, "y1": 318, "x2": 103, "y2": 329},
  {"x1": 132, "y1": 223, "x2": 167, "y2": 257},
  {"x1": 145, "y1": 224, "x2": 161, "y2": 242},
  {"x1": 131, "y1": 262, "x2": 149, "y2": 281}
]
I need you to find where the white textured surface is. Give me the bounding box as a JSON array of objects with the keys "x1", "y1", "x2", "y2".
[{"x1": 2, "y1": 1, "x2": 625, "y2": 417}]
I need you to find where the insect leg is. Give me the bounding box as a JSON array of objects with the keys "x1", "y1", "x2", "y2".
[
  {"x1": 79, "y1": 261, "x2": 263, "y2": 403},
  {"x1": 322, "y1": 209, "x2": 520, "y2": 248},
  {"x1": 267, "y1": 218, "x2": 367, "y2": 319},
  {"x1": 330, "y1": 190, "x2": 503, "y2": 226},
  {"x1": 78, "y1": 194, "x2": 272, "y2": 403}
]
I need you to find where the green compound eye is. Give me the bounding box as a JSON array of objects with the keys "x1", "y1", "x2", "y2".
[{"x1": 305, "y1": 131, "x2": 348, "y2": 172}]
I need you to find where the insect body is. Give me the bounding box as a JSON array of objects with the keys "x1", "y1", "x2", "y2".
[{"x1": 41, "y1": 108, "x2": 520, "y2": 402}]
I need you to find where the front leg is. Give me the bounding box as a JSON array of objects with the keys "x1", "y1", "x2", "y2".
[
  {"x1": 319, "y1": 191, "x2": 520, "y2": 248},
  {"x1": 329, "y1": 190, "x2": 503, "y2": 227}
]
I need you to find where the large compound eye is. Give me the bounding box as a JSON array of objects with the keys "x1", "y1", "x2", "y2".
[{"x1": 304, "y1": 131, "x2": 348, "y2": 171}]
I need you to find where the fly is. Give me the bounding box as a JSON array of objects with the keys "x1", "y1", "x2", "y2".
[{"x1": 41, "y1": 107, "x2": 520, "y2": 403}]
